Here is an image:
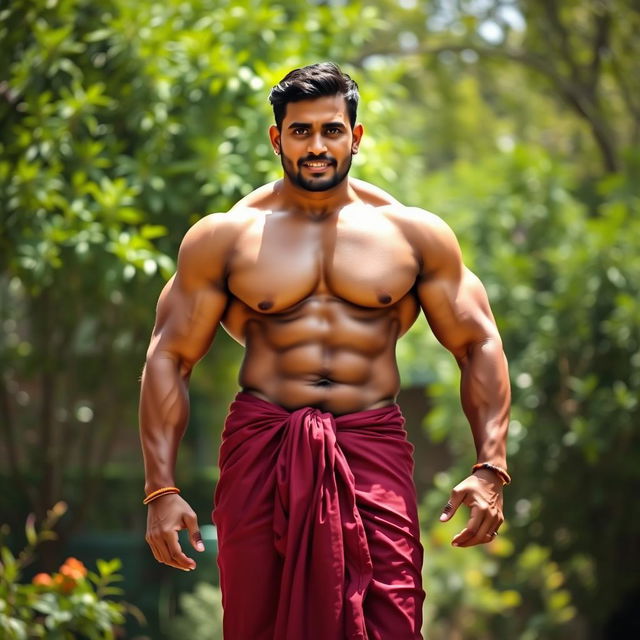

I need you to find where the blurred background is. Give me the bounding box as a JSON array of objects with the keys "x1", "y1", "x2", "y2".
[{"x1": 1, "y1": 0, "x2": 639, "y2": 638}]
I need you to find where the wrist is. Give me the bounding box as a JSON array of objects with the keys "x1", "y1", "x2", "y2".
[
  {"x1": 143, "y1": 486, "x2": 181, "y2": 505},
  {"x1": 472, "y1": 462, "x2": 511, "y2": 485}
]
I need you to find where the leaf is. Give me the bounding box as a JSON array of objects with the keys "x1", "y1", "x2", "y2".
[
  {"x1": 140, "y1": 224, "x2": 168, "y2": 240},
  {"x1": 24, "y1": 514, "x2": 37, "y2": 547}
]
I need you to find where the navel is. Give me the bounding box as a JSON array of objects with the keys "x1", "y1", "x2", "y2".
[
  {"x1": 378, "y1": 293, "x2": 392, "y2": 305},
  {"x1": 258, "y1": 300, "x2": 273, "y2": 311}
]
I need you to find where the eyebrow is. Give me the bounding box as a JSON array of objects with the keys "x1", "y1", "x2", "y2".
[{"x1": 287, "y1": 121, "x2": 346, "y2": 130}]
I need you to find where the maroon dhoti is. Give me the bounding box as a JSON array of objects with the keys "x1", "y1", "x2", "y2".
[{"x1": 212, "y1": 392, "x2": 425, "y2": 640}]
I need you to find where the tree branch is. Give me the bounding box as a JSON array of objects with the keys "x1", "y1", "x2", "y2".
[
  {"x1": 355, "y1": 42, "x2": 620, "y2": 172},
  {"x1": 588, "y1": 3, "x2": 611, "y2": 95},
  {"x1": 539, "y1": 0, "x2": 584, "y2": 83}
]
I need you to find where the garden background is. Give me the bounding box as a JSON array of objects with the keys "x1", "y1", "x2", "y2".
[{"x1": 1, "y1": 0, "x2": 639, "y2": 638}]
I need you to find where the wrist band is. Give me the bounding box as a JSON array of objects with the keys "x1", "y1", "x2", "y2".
[
  {"x1": 143, "y1": 486, "x2": 180, "y2": 505},
  {"x1": 472, "y1": 463, "x2": 511, "y2": 486}
]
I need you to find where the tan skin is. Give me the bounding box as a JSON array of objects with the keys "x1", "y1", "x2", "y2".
[{"x1": 140, "y1": 95, "x2": 510, "y2": 571}]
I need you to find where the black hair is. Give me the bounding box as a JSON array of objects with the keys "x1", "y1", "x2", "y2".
[{"x1": 268, "y1": 62, "x2": 359, "y2": 129}]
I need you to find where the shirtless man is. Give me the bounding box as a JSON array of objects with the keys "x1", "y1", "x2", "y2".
[{"x1": 139, "y1": 62, "x2": 510, "y2": 639}]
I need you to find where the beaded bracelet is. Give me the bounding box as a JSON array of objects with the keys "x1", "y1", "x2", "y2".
[
  {"x1": 143, "y1": 486, "x2": 181, "y2": 505},
  {"x1": 472, "y1": 463, "x2": 511, "y2": 486}
]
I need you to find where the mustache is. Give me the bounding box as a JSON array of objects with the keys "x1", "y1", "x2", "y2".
[{"x1": 298, "y1": 155, "x2": 337, "y2": 166}]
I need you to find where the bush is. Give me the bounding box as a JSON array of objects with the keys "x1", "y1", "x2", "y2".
[
  {"x1": 168, "y1": 582, "x2": 223, "y2": 640},
  {"x1": 0, "y1": 502, "x2": 143, "y2": 639}
]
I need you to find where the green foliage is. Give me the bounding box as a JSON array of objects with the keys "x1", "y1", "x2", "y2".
[
  {"x1": 421, "y1": 474, "x2": 578, "y2": 639},
  {"x1": 167, "y1": 582, "x2": 222, "y2": 640},
  {"x1": 1, "y1": 0, "x2": 639, "y2": 637},
  {"x1": 0, "y1": 503, "x2": 142, "y2": 639},
  {"x1": 0, "y1": 0, "x2": 385, "y2": 531},
  {"x1": 402, "y1": 143, "x2": 640, "y2": 634}
]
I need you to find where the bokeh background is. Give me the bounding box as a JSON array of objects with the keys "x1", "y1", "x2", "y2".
[{"x1": 1, "y1": 0, "x2": 639, "y2": 638}]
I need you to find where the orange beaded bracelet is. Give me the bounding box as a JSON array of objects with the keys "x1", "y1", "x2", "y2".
[
  {"x1": 472, "y1": 463, "x2": 511, "y2": 486},
  {"x1": 143, "y1": 486, "x2": 181, "y2": 505}
]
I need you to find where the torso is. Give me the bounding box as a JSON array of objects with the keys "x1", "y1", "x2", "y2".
[{"x1": 218, "y1": 179, "x2": 423, "y2": 414}]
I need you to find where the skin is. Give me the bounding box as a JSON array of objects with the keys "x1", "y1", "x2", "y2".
[{"x1": 140, "y1": 94, "x2": 510, "y2": 572}]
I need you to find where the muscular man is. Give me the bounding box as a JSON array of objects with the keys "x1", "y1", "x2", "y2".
[{"x1": 140, "y1": 62, "x2": 510, "y2": 639}]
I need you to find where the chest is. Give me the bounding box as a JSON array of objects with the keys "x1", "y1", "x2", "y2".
[{"x1": 227, "y1": 211, "x2": 419, "y2": 312}]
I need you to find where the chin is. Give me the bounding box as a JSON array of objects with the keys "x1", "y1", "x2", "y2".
[{"x1": 295, "y1": 170, "x2": 350, "y2": 192}]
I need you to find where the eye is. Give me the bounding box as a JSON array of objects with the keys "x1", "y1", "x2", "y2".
[
  {"x1": 326, "y1": 127, "x2": 342, "y2": 135},
  {"x1": 292, "y1": 127, "x2": 308, "y2": 136}
]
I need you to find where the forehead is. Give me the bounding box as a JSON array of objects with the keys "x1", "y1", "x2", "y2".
[{"x1": 282, "y1": 95, "x2": 350, "y2": 126}]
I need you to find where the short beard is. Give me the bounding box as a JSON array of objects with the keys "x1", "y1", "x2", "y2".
[{"x1": 281, "y1": 152, "x2": 352, "y2": 192}]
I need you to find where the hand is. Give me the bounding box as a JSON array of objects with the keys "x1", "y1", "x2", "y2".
[
  {"x1": 439, "y1": 469, "x2": 504, "y2": 547},
  {"x1": 145, "y1": 493, "x2": 205, "y2": 570}
]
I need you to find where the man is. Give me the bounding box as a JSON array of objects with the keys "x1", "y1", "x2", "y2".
[{"x1": 139, "y1": 62, "x2": 510, "y2": 639}]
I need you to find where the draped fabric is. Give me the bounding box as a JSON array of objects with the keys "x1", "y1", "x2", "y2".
[{"x1": 212, "y1": 392, "x2": 425, "y2": 640}]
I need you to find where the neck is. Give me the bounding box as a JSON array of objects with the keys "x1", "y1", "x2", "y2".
[{"x1": 278, "y1": 175, "x2": 357, "y2": 218}]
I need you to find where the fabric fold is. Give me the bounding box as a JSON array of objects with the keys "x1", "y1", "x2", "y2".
[{"x1": 213, "y1": 392, "x2": 424, "y2": 640}]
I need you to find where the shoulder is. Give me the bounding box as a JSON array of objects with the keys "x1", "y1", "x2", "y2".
[
  {"x1": 177, "y1": 210, "x2": 254, "y2": 283},
  {"x1": 180, "y1": 210, "x2": 247, "y2": 253},
  {"x1": 231, "y1": 181, "x2": 281, "y2": 210},
  {"x1": 385, "y1": 205, "x2": 458, "y2": 244},
  {"x1": 350, "y1": 177, "x2": 401, "y2": 206},
  {"x1": 384, "y1": 206, "x2": 463, "y2": 273}
]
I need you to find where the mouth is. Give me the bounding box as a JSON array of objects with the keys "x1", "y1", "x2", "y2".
[{"x1": 300, "y1": 159, "x2": 335, "y2": 173}]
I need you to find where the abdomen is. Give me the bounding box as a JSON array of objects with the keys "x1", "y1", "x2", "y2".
[{"x1": 236, "y1": 295, "x2": 410, "y2": 414}]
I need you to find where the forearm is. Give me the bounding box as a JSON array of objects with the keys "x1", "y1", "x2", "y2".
[
  {"x1": 459, "y1": 336, "x2": 510, "y2": 469},
  {"x1": 139, "y1": 351, "x2": 191, "y2": 494}
]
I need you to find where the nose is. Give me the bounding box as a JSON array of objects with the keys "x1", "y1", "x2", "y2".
[{"x1": 307, "y1": 132, "x2": 327, "y2": 156}]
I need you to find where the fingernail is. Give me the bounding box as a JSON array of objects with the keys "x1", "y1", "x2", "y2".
[
  {"x1": 196, "y1": 542, "x2": 205, "y2": 551},
  {"x1": 452, "y1": 542, "x2": 459, "y2": 547},
  {"x1": 439, "y1": 514, "x2": 447, "y2": 522}
]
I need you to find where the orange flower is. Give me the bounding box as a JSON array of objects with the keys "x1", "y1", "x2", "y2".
[
  {"x1": 32, "y1": 573, "x2": 53, "y2": 586},
  {"x1": 53, "y1": 572, "x2": 77, "y2": 594},
  {"x1": 59, "y1": 557, "x2": 87, "y2": 581}
]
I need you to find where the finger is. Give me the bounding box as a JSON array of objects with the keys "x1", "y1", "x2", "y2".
[
  {"x1": 456, "y1": 514, "x2": 500, "y2": 547},
  {"x1": 163, "y1": 531, "x2": 196, "y2": 571},
  {"x1": 471, "y1": 512, "x2": 499, "y2": 544},
  {"x1": 440, "y1": 488, "x2": 465, "y2": 522},
  {"x1": 452, "y1": 505, "x2": 485, "y2": 546},
  {"x1": 183, "y1": 512, "x2": 205, "y2": 552}
]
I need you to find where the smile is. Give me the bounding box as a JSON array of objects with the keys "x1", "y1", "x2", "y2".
[{"x1": 301, "y1": 161, "x2": 334, "y2": 169}]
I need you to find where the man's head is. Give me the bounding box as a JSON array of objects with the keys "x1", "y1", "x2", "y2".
[{"x1": 268, "y1": 63, "x2": 363, "y2": 192}]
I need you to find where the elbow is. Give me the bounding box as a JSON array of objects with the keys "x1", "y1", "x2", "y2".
[
  {"x1": 458, "y1": 332, "x2": 505, "y2": 366},
  {"x1": 144, "y1": 346, "x2": 193, "y2": 379}
]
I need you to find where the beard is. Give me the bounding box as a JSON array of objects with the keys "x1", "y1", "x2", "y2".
[{"x1": 281, "y1": 151, "x2": 352, "y2": 192}]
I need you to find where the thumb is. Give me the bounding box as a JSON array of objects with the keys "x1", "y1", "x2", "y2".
[
  {"x1": 440, "y1": 490, "x2": 464, "y2": 522},
  {"x1": 184, "y1": 513, "x2": 205, "y2": 552}
]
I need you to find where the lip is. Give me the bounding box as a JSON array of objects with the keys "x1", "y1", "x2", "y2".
[{"x1": 301, "y1": 161, "x2": 334, "y2": 173}]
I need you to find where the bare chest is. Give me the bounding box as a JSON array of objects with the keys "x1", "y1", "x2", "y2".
[{"x1": 227, "y1": 211, "x2": 419, "y2": 312}]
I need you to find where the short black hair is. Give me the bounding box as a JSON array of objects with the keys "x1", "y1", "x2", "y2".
[{"x1": 268, "y1": 62, "x2": 359, "y2": 129}]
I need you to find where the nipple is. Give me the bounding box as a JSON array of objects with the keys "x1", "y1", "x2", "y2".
[
  {"x1": 258, "y1": 300, "x2": 273, "y2": 311},
  {"x1": 378, "y1": 294, "x2": 392, "y2": 305}
]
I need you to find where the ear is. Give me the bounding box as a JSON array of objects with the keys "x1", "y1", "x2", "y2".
[
  {"x1": 351, "y1": 123, "x2": 364, "y2": 154},
  {"x1": 269, "y1": 125, "x2": 281, "y2": 155}
]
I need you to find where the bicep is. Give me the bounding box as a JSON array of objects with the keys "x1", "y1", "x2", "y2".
[
  {"x1": 146, "y1": 215, "x2": 234, "y2": 369},
  {"x1": 417, "y1": 266, "x2": 499, "y2": 361},
  {"x1": 148, "y1": 274, "x2": 228, "y2": 371}
]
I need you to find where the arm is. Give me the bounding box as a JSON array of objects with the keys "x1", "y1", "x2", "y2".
[
  {"x1": 139, "y1": 214, "x2": 233, "y2": 570},
  {"x1": 412, "y1": 210, "x2": 511, "y2": 547}
]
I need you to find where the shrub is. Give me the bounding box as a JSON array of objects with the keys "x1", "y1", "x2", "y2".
[{"x1": 0, "y1": 502, "x2": 144, "y2": 639}]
